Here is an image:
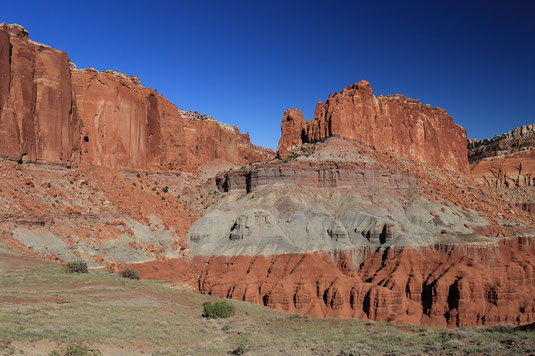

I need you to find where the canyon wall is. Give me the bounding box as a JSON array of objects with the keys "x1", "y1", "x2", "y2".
[
  {"x1": 277, "y1": 81, "x2": 469, "y2": 174},
  {"x1": 0, "y1": 23, "x2": 81, "y2": 166},
  {"x1": 0, "y1": 24, "x2": 273, "y2": 172}
]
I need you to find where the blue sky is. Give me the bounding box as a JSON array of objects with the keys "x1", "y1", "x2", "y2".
[{"x1": 3, "y1": 1, "x2": 534, "y2": 149}]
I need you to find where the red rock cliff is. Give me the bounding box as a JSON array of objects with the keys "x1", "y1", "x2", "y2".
[
  {"x1": 469, "y1": 124, "x2": 535, "y2": 188},
  {"x1": 0, "y1": 24, "x2": 273, "y2": 171},
  {"x1": 0, "y1": 23, "x2": 81, "y2": 165},
  {"x1": 135, "y1": 237, "x2": 535, "y2": 327},
  {"x1": 277, "y1": 81, "x2": 469, "y2": 174}
]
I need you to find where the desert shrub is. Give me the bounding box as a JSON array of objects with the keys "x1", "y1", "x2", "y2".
[
  {"x1": 49, "y1": 342, "x2": 102, "y2": 356},
  {"x1": 233, "y1": 334, "x2": 250, "y2": 355},
  {"x1": 66, "y1": 261, "x2": 88, "y2": 273},
  {"x1": 202, "y1": 301, "x2": 234, "y2": 319},
  {"x1": 120, "y1": 268, "x2": 140, "y2": 280},
  {"x1": 162, "y1": 186, "x2": 169, "y2": 193}
]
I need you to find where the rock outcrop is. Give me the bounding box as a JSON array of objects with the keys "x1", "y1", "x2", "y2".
[
  {"x1": 0, "y1": 24, "x2": 273, "y2": 172},
  {"x1": 469, "y1": 124, "x2": 535, "y2": 188},
  {"x1": 277, "y1": 81, "x2": 469, "y2": 174},
  {"x1": 215, "y1": 161, "x2": 417, "y2": 194},
  {"x1": 469, "y1": 123, "x2": 535, "y2": 214},
  {"x1": 183, "y1": 236, "x2": 535, "y2": 327},
  {"x1": 168, "y1": 133, "x2": 535, "y2": 326},
  {"x1": 277, "y1": 108, "x2": 306, "y2": 155},
  {"x1": 0, "y1": 23, "x2": 81, "y2": 166}
]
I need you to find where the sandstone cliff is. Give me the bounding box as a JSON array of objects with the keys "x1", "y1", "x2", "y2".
[
  {"x1": 0, "y1": 24, "x2": 273, "y2": 172},
  {"x1": 469, "y1": 124, "x2": 535, "y2": 188},
  {"x1": 158, "y1": 236, "x2": 535, "y2": 327},
  {"x1": 277, "y1": 81, "x2": 469, "y2": 174},
  {"x1": 0, "y1": 23, "x2": 81, "y2": 166}
]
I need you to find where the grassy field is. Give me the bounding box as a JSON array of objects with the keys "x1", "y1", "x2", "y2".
[{"x1": 1, "y1": 254, "x2": 535, "y2": 355}]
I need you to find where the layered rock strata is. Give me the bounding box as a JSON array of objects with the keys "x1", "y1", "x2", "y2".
[
  {"x1": 277, "y1": 81, "x2": 469, "y2": 174},
  {"x1": 168, "y1": 136, "x2": 535, "y2": 326},
  {"x1": 469, "y1": 124, "x2": 535, "y2": 214},
  {"x1": 157, "y1": 236, "x2": 534, "y2": 328},
  {"x1": 469, "y1": 124, "x2": 535, "y2": 188},
  {"x1": 215, "y1": 161, "x2": 417, "y2": 193}
]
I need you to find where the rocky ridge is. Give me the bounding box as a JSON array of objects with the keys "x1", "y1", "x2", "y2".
[
  {"x1": 0, "y1": 23, "x2": 273, "y2": 172},
  {"x1": 469, "y1": 123, "x2": 535, "y2": 188},
  {"x1": 468, "y1": 123, "x2": 535, "y2": 217},
  {"x1": 277, "y1": 81, "x2": 469, "y2": 174}
]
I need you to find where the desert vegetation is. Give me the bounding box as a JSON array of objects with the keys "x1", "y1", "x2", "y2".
[
  {"x1": 1, "y1": 255, "x2": 535, "y2": 355},
  {"x1": 65, "y1": 261, "x2": 88, "y2": 274}
]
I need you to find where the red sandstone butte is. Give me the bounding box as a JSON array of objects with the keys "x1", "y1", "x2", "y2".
[
  {"x1": 277, "y1": 80, "x2": 469, "y2": 174},
  {"x1": 0, "y1": 23, "x2": 273, "y2": 172}
]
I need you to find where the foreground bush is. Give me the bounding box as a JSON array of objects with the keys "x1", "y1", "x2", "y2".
[
  {"x1": 65, "y1": 261, "x2": 88, "y2": 273},
  {"x1": 49, "y1": 342, "x2": 102, "y2": 356},
  {"x1": 202, "y1": 301, "x2": 234, "y2": 318},
  {"x1": 233, "y1": 334, "x2": 251, "y2": 355},
  {"x1": 120, "y1": 268, "x2": 140, "y2": 280}
]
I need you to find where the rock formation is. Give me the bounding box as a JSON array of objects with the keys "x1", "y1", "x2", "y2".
[
  {"x1": 277, "y1": 81, "x2": 469, "y2": 174},
  {"x1": 169, "y1": 137, "x2": 535, "y2": 326},
  {"x1": 0, "y1": 23, "x2": 273, "y2": 172},
  {"x1": 166, "y1": 236, "x2": 535, "y2": 327},
  {"x1": 276, "y1": 108, "x2": 306, "y2": 155},
  {"x1": 469, "y1": 123, "x2": 535, "y2": 214},
  {"x1": 3, "y1": 22, "x2": 535, "y2": 330},
  {"x1": 469, "y1": 124, "x2": 535, "y2": 188},
  {"x1": 0, "y1": 23, "x2": 81, "y2": 166}
]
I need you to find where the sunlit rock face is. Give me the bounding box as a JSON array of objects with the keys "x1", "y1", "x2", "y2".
[
  {"x1": 278, "y1": 81, "x2": 469, "y2": 174},
  {"x1": 0, "y1": 24, "x2": 274, "y2": 172}
]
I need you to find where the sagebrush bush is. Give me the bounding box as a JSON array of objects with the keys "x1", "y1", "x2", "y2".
[
  {"x1": 202, "y1": 301, "x2": 234, "y2": 319},
  {"x1": 120, "y1": 268, "x2": 140, "y2": 280},
  {"x1": 66, "y1": 261, "x2": 88, "y2": 273},
  {"x1": 49, "y1": 342, "x2": 102, "y2": 356},
  {"x1": 233, "y1": 334, "x2": 250, "y2": 355}
]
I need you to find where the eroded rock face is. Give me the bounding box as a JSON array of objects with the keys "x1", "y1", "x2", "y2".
[
  {"x1": 469, "y1": 124, "x2": 535, "y2": 188},
  {"x1": 0, "y1": 23, "x2": 81, "y2": 166},
  {"x1": 134, "y1": 237, "x2": 535, "y2": 327},
  {"x1": 277, "y1": 108, "x2": 306, "y2": 156},
  {"x1": 469, "y1": 123, "x2": 535, "y2": 214},
  {"x1": 71, "y1": 69, "x2": 179, "y2": 171},
  {"x1": 216, "y1": 161, "x2": 417, "y2": 193},
  {"x1": 0, "y1": 24, "x2": 273, "y2": 172},
  {"x1": 277, "y1": 81, "x2": 469, "y2": 174},
  {"x1": 182, "y1": 117, "x2": 273, "y2": 171}
]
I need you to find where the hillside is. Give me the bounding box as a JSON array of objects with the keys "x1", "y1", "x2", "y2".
[{"x1": 2, "y1": 247, "x2": 535, "y2": 355}]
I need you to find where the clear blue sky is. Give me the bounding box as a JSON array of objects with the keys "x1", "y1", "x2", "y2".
[{"x1": 3, "y1": 1, "x2": 534, "y2": 149}]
